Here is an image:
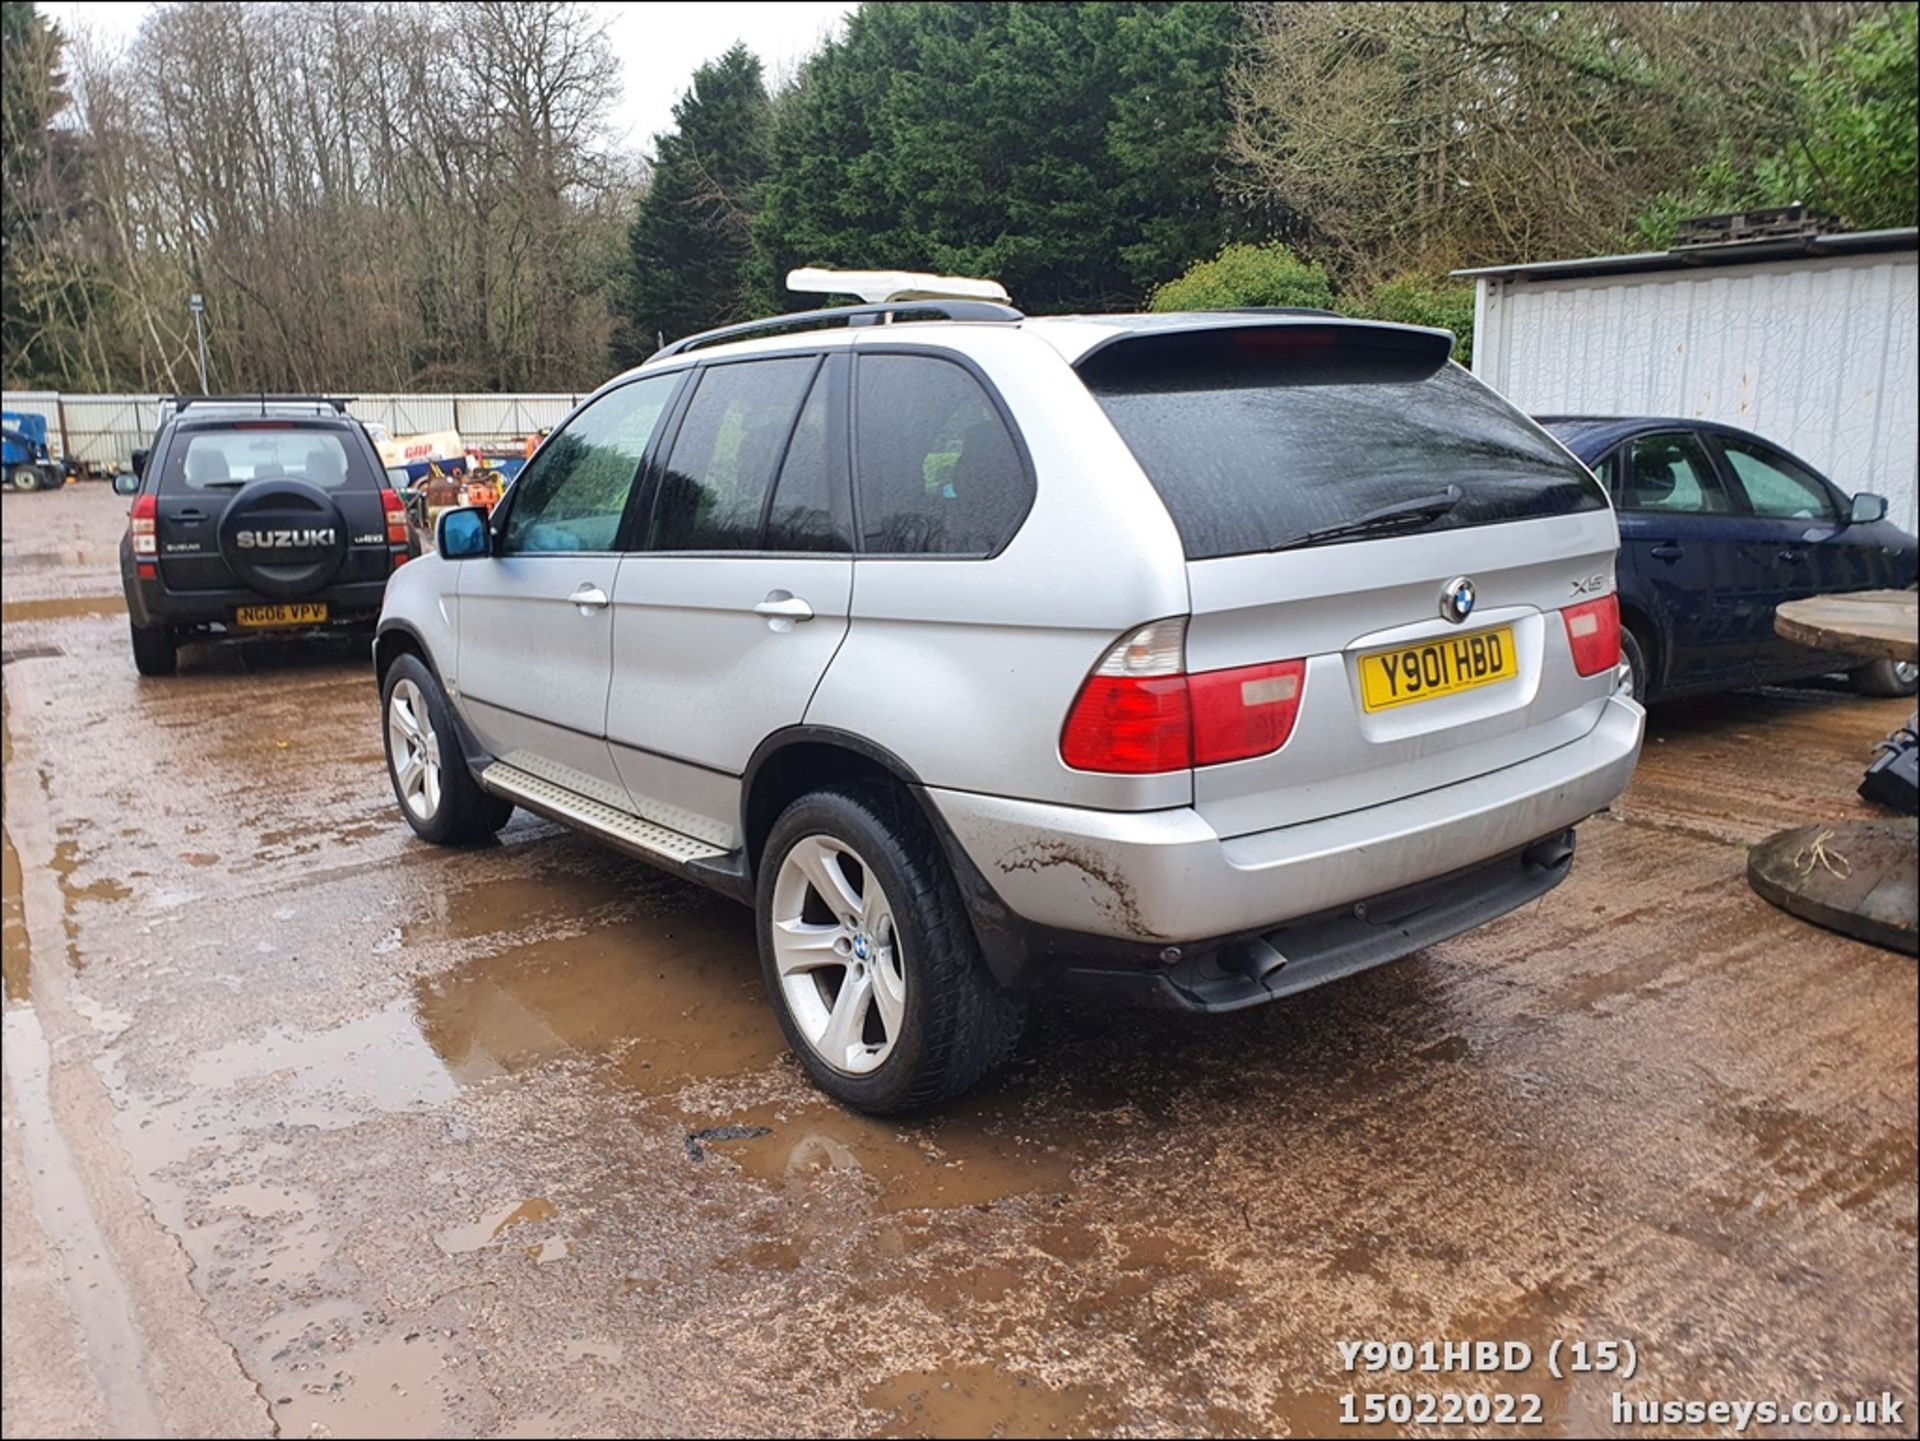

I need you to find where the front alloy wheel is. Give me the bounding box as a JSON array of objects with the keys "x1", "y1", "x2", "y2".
[
  {"x1": 386, "y1": 676, "x2": 443, "y2": 822},
  {"x1": 770, "y1": 835, "x2": 906, "y2": 1074}
]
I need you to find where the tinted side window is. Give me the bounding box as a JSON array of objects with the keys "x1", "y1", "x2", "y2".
[
  {"x1": 854, "y1": 354, "x2": 1029, "y2": 555},
  {"x1": 1718, "y1": 437, "x2": 1838, "y2": 521},
  {"x1": 764, "y1": 366, "x2": 848, "y2": 552},
  {"x1": 1621, "y1": 433, "x2": 1735, "y2": 515},
  {"x1": 501, "y1": 374, "x2": 677, "y2": 554},
  {"x1": 650, "y1": 358, "x2": 817, "y2": 551}
]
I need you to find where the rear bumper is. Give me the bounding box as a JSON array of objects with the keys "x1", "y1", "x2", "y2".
[
  {"x1": 1051, "y1": 830, "x2": 1578, "y2": 1012},
  {"x1": 928, "y1": 692, "x2": 1643, "y2": 952},
  {"x1": 124, "y1": 577, "x2": 389, "y2": 630}
]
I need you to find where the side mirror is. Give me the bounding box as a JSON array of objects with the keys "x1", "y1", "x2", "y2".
[
  {"x1": 1849, "y1": 492, "x2": 1888, "y2": 525},
  {"x1": 436, "y1": 505, "x2": 492, "y2": 559},
  {"x1": 112, "y1": 472, "x2": 141, "y2": 497},
  {"x1": 131, "y1": 448, "x2": 149, "y2": 478}
]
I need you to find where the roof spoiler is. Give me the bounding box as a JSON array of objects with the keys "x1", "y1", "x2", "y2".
[{"x1": 1073, "y1": 317, "x2": 1456, "y2": 376}]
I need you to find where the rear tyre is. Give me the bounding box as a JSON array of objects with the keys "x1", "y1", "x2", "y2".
[
  {"x1": 129, "y1": 621, "x2": 177, "y2": 677},
  {"x1": 381, "y1": 654, "x2": 513, "y2": 845},
  {"x1": 1619, "y1": 626, "x2": 1650, "y2": 704},
  {"x1": 7, "y1": 465, "x2": 41, "y2": 493},
  {"x1": 1850, "y1": 658, "x2": 1919, "y2": 697},
  {"x1": 757, "y1": 783, "x2": 1023, "y2": 1115}
]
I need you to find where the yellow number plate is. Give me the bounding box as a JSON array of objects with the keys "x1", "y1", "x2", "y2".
[
  {"x1": 1358, "y1": 625, "x2": 1516, "y2": 712},
  {"x1": 234, "y1": 602, "x2": 328, "y2": 629}
]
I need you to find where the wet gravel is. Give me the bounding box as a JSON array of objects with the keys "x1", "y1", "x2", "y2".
[{"x1": 3, "y1": 485, "x2": 1915, "y2": 1438}]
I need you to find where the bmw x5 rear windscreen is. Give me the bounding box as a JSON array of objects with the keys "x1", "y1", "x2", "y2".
[{"x1": 1078, "y1": 326, "x2": 1605, "y2": 560}]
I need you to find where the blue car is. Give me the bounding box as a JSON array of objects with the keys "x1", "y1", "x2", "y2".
[{"x1": 1540, "y1": 417, "x2": 1918, "y2": 703}]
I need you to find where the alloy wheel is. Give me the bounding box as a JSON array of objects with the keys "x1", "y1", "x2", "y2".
[
  {"x1": 769, "y1": 835, "x2": 906, "y2": 1074},
  {"x1": 387, "y1": 677, "x2": 442, "y2": 821}
]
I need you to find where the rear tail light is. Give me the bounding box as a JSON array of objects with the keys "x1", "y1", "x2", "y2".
[
  {"x1": 1562, "y1": 594, "x2": 1621, "y2": 677},
  {"x1": 1061, "y1": 619, "x2": 1306, "y2": 774},
  {"x1": 381, "y1": 488, "x2": 410, "y2": 545},
  {"x1": 130, "y1": 493, "x2": 157, "y2": 557}
]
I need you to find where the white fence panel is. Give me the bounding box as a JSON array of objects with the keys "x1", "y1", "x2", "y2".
[{"x1": 0, "y1": 391, "x2": 598, "y2": 472}]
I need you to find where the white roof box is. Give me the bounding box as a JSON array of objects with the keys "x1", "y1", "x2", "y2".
[{"x1": 787, "y1": 267, "x2": 1011, "y2": 306}]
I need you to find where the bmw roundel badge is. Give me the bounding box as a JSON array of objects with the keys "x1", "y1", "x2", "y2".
[{"x1": 1440, "y1": 576, "x2": 1476, "y2": 624}]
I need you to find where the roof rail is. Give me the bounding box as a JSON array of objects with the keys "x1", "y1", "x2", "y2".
[
  {"x1": 169, "y1": 395, "x2": 353, "y2": 414},
  {"x1": 652, "y1": 300, "x2": 1024, "y2": 361}
]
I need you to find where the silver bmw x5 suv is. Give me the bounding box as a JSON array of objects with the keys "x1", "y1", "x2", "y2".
[{"x1": 375, "y1": 271, "x2": 1644, "y2": 1112}]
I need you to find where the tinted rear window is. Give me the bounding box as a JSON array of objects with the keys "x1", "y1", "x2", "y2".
[
  {"x1": 163, "y1": 427, "x2": 369, "y2": 492},
  {"x1": 1081, "y1": 330, "x2": 1604, "y2": 560}
]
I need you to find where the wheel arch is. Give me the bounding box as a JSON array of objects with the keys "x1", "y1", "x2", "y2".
[{"x1": 740, "y1": 727, "x2": 1025, "y2": 986}]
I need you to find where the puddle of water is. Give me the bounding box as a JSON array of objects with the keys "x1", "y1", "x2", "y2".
[
  {"x1": 412, "y1": 902, "x2": 779, "y2": 1094},
  {"x1": 3, "y1": 815, "x2": 26, "y2": 1002},
  {"x1": 401, "y1": 859, "x2": 648, "y2": 947},
  {"x1": 0, "y1": 594, "x2": 126, "y2": 623},
  {"x1": 255, "y1": 1302, "x2": 453, "y2": 1440},
  {"x1": 864, "y1": 1362, "x2": 1101, "y2": 1439},
  {"x1": 717, "y1": 1101, "x2": 1081, "y2": 1214},
  {"x1": 1, "y1": 1006, "x2": 163, "y2": 1434},
  {"x1": 2, "y1": 696, "x2": 24, "y2": 1001},
  {"x1": 185, "y1": 999, "x2": 461, "y2": 1126},
  {"x1": 413, "y1": 904, "x2": 1092, "y2": 1212},
  {"x1": 435, "y1": 1197, "x2": 558, "y2": 1255}
]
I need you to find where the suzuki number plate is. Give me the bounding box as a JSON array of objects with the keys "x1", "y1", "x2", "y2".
[
  {"x1": 1358, "y1": 625, "x2": 1516, "y2": 712},
  {"x1": 235, "y1": 602, "x2": 328, "y2": 629}
]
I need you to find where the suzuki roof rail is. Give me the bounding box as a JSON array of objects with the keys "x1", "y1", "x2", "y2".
[{"x1": 168, "y1": 394, "x2": 354, "y2": 416}]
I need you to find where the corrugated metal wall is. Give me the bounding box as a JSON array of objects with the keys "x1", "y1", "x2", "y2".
[
  {"x1": 1471, "y1": 248, "x2": 1920, "y2": 531},
  {"x1": 0, "y1": 391, "x2": 588, "y2": 473}
]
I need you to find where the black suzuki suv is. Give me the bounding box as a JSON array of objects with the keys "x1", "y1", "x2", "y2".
[{"x1": 115, "y1": 397, "x2": 418, "y2": 675}]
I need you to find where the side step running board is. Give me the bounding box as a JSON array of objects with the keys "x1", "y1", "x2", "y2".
[{"x1": 478, "y1": 762, "x2": 728, "y2": 866}]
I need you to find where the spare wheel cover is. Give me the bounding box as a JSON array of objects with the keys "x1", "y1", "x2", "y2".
[{"x1": 217, "y1": 479, "x2": 349, "y2": 599}]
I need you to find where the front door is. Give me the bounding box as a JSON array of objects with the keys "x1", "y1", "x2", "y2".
[
  {"x1": 606, "y1": 353, "x2": 854, "y2": 847},
  {"x1": 454, "y1": 372, "x2": 681, "y2": 811}
]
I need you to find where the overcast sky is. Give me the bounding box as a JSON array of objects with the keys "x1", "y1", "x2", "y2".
[{"x1": 42, "y1": 1, "x2": 855, "y2": 154}]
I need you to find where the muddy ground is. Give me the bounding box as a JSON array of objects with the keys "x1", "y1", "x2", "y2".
[{"x1": 2, "y1": 484, "x2": 1915, "y2": 1439}]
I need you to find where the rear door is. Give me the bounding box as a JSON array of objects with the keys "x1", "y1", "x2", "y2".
[
  {"x1": 454, "y1": 372, "x2": 680, "y2": 812},
  {"x1": 155, "y1": 422, "x2": 389, "y2": 595},
  {"x1": 1079, "y1": 324, "x2": 1619, "y2": 838},
  {"x1": 1611, "y1": 430, "x2": 1769, "y2": 687},
  {"x1": 604, "y1": 354, "x2": 853, "y2": 847}
]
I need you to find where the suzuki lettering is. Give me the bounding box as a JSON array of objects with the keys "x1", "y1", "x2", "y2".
[{"x1": 235, "y1": 528, "x2": 336, "y2": 549}]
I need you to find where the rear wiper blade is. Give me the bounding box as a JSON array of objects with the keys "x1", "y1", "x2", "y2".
[{"x1": 1271, "y1": 484, "x2": 1463, "y2": 551}]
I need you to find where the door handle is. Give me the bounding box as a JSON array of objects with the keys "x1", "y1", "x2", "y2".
[
  {"x1": 1648, "y1": 543, "x2": 1684, "y2": 562},
  {"x1": 569, "y1": 584, "x2": 609, "y2": 612},
  {"x1": 1777, "y1": 548, "x2": 1806, "y2": 564},
  {"x1": 177, "y1": 508, "x2": 205, "y2": 522},
  {"x1": 753, "y1": 592, "x2": 814, "y2": 627}
]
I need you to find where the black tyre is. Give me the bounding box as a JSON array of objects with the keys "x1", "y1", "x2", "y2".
[
  {"x1": 757, "y1": 783, "x2": 1023, "y2": 1114},
  {"x1": 380, "y1": 653, "x2": 513, "y2": 845},
  {"x1": 129, "y1": 621, "x2": 177, "y2": 677},
  {"x1": 7, "y1": 465, "x2": 41, "y2": 493},
  {"x1": 1849, "y1": 658, "x2": 1919, "y2": 698},
  {"x1": 1620, "y1": 625, "x2": 1650, "y2": 704}
]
